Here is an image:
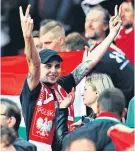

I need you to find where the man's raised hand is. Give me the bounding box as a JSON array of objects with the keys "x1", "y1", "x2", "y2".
[
  {"x1": 109, "y1": 5, "x2": 122, "y2": 35},
  {"x1": 19, "y1": 5, "x2": 34, "y2": 39}
]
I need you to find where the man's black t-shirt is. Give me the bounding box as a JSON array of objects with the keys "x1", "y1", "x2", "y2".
[
  {"x1": 89, "y1": 50, "x2": 134, "y2": 106},
  {"x1": 20, "y1": 73, "x2": 76, "y2": 139}
]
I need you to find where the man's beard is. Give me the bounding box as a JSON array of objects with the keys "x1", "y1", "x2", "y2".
[
  {"x1": 85, "y1": 32, "x2": 99, "y2": 40},
  {"x1": 41, "y1": 77, "x2": 57, "y2": 88},
  {"x1": 43, "y1": 81, "x2": 56, "y2": 88},
  {"x1": 124, "y1": 23, "x2": 133, "y2": 29}
]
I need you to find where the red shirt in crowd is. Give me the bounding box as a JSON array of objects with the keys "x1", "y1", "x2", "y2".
[{"x1": 115, "y1": 27, "x2": 134, "y2": 65}]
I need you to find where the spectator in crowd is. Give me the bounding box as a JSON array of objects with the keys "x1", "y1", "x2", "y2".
[
  {"x1": 32, "y1": 31, "x2": 42, "y2": 51},
  {"x1": 19, "y1": 4, "x2": 121, "y2": 151},
  {"x1": 85, "y1": 5, "x2": 121, "y2": 50},
  {"x1": 85, "y1": 6, "x2": 134, "y2": 107},
  {"x1": 72, "y1": 73, "x2": 115, "y2": 127},
  {"x1": 115, "y1": 1, "x2": 134, "y2": 65},
  {"x1": 0, "y1": 125, "x2": 16, "y2": 151},
  {"x1": 0, "y1": 98, "x2": 37, "y2": 151},
  {"x1": 40, "y1": 20, "x2": 66, "y2": 52},
  {"x1": 82, "y1": 73, "x2": 114, "y2": 117},
  {"x1": 65, "y1": 32, "x2": 89, "y2": 52},
  {"x1": 60, "y1": 88, "x2": 127, "y2": 151},
  {"x1": 63, "y1": 136, "x2": 96, "y2": 151}
]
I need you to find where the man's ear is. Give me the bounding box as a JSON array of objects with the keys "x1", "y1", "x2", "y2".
[
  {"x1": 103, "y1": 24, "x2": 109, "y2": 32},
  {"x1": 59, "y1": 36, "x2": 65, "y2": 45},
  {"x1": 8, "y1": 117, "x2": 16, "y2": 129}
]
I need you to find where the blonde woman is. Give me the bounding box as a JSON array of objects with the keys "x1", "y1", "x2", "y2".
[
  {"x1": 83, "y1": 73, "x2": 114, "y2": 112},
  {"x1": 72, "y1": 73, "x2": 115, "y2": 126}
]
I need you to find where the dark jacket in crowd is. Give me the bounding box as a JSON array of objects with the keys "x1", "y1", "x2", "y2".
[
  {"x1": 55, "y1": 108, "x2": 121, "y2": 151},
  {"x1": 13, "y1": 137, "x2": 37, "y2": 151},
  {"x1": 63, "y1": 121, "x2": 117, "y2": 151}
]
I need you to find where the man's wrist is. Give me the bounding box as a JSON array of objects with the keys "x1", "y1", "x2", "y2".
[
  {"x1": 108, "y1": 31, "x2": 117, "y2": 42},
  {"x1": 109, "y1": 30, "x2": 118, "y2": 38},
  {"x1": 24, "y1": 34, "x2": 32, "y2": 41}
]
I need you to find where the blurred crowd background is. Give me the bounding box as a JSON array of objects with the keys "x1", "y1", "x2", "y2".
[{"x1": 1, "y1": 0, "x2": 132, "y2": 56}]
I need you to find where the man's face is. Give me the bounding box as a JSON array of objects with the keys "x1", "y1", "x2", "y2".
[
  {"x1": 0, "y1": 104, "x2": 9, "y2": 127},
  {"x1": 85, "y1": 9, "x2": 108, "y2": 39},
  {"x1": 40, "y1": 32, "x2": 62, "y2": 52},
  {"x1": 40, "y1": 60, "x2": 61, "y2": 84},
  {"x1": 121, "y1": 2, "x2": 134, "y2": 28},
  {"x1": 33, "y1": 37, "x2": 42, "y2": 52}
]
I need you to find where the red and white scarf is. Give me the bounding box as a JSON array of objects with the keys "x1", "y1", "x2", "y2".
[{"x1": 29, "y1": 83, "x2": 75, "y2": 146}]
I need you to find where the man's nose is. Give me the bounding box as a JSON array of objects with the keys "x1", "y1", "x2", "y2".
[
  {"x1": 88, "y1": 21, "x2": 93, "y2": 27},
  {"x1": 51, "y1": 67, "x2": 56, "y2": 73},
  {"x1": 86, "y1": 21, "x2": 92, "y2": 29}
]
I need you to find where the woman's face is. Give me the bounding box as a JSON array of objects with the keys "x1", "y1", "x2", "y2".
[{"x1": 82, "y1": 83, "x2": 97, "y2": 107}]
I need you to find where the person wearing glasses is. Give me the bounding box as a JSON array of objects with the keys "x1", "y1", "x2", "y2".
[{"x1": 0, "y1": 98, "x2": 37, "y2": 151}]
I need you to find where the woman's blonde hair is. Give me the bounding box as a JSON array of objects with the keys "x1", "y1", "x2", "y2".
[{"x1": 86, "y1": 73, "x2": 115, "y2": 95}]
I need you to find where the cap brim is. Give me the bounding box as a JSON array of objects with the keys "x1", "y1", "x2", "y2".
[{"x1": 42, "y1": 55, "x2": 63, "y2": 64}]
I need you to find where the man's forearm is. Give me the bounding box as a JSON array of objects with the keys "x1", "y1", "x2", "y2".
[
  {"x1": 72, "y1": 60, "x2": 92, "y2": 86},
  {"x1": 24, "y1": 35, "x2": 40, "y2": 66},
  {"x1": 86, "y1": 31, "x2": 117, "y2": 65}
]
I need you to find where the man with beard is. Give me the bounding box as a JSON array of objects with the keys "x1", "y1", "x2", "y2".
[{"x1": 84, "y1": 6, "x2": 134, "y2": 106}]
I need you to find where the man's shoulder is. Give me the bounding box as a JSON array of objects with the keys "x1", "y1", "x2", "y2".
[
  {"x1": 20, "y1": 78, "x2": 41, "y2": 97},
  {"x1": 21, "y1": 78, "x2": 41, "y2": 91},
  {"x1": 86, "y1": 120, "x2": 119, "y2": 136},
  {"x1": 20, "y1": 78, "x2": 42, "y2": 107},
  {"x1": 58, "y1": 73, "x2": 73, "y2": 81}
]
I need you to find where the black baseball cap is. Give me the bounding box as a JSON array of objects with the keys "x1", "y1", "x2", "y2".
[{"x1": 39, "y1": 49, "x2": 63, "y2": 64}]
